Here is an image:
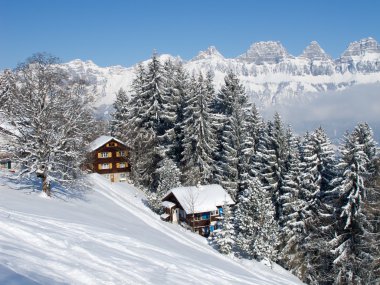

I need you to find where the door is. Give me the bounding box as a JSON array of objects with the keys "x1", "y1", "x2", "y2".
[
  {"x1": 110, "y1": 174, "x2": 115, "y2": 182},
  {"x1": 172, "y1": 208, "x2": 180, "y2": 224}
]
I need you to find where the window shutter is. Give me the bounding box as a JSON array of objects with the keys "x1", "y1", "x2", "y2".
[
  {"x1": 116, "y1": 163, "x2": 120, "y2": 168},
  {"x1": 97, "y1": 153, "x2": 101, "y2": 158},
  {"x1": 108, "y1": 152, "x2": 112, "y2": 158},
  {"x1": 109, "y1": 163, "x2": 113, "y2": 169},
  {"x1": 98, "y1": 164, "x2": 102, "y2": 170},
  {"x1": 116, "y1": 152, "x2": 120, "y2": 157}
]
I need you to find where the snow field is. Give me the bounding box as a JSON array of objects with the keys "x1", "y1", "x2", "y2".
[{"x1": 0, "y1": 173, "x2": 302, "y2": 285}]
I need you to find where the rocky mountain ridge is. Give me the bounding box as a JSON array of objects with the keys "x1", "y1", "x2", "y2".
[{"x1": 61, "y1": 37, "x2": 380, "y2": 109}]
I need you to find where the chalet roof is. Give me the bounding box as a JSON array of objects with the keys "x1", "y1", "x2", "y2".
[
  {"x1": 162, "y1": 184, "x2": 235, "y2": 214},
  {"x1": 88, "y1": 135, "x2": 127, "y2": 152}
]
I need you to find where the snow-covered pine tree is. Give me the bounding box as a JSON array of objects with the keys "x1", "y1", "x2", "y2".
[
  {"x1": 364, "y1": 156, "x2": 380, "y2": 283},
  {"x1": 181, "y1": 73, "x2": 216, "y2": 185},
  {"x1": 0, "y1": 70, "x2": 13, "y2": 113},
  {"x1": 330, "y1": 123, "x2": 378, "y2": 284},
  {"x1": 278, "y1": 129, "x2": 306, "y2": 277},
  {"x1": 246, "y1": 104, "x2": 264, "y2": 153},
  {"x1": 212, "y1": 201, "x2": 234, "y2": 255},
  {"x1": 170, "y1": 62, "x2": 190, "y2": 165},
  {"x1": 0, "y1": 53, "x2": 95, "y2": 196},
  {"x1": 110, "y1": 88, "x2": 129, "y2": 140},
  {"x1": 212, "y1": 72, "x2": 253, "y2": 199},
  {"x1": 147, "y1": 157, "x2": 181, "y2": 214},
  {"x1": 234, "y1": 176, "x2": 279, "y2": 262},
  {"x1": 280, "y1": 128, "x2": 336, "y2": 284},
  {"x1": 255, "y1": 113, "x2": 287, "y2": 221},
  {"x1": 124, "y1": 54, "x2": 176, "y2": 191}
]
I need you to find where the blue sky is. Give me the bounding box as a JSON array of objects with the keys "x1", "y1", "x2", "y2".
[{"x1": 1, "y1": 0, "x2": 379, "y2": 69}]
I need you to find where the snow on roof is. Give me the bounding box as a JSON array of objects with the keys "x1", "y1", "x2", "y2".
[
  {"x1": 162, "y1": 201, "x2": 176, "y2": 208},
  {"x1": 160, "y1": 213, "x2": 170, "y2": 220},
  {"x1": 88, "y1": 135, "x2": 126, "y2": 152},
  {"x1": 163, "y1": 184, "x2": 235, "y2": 214}
]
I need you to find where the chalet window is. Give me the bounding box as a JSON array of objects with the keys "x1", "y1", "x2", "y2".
[
  {"x1": 180, "y1": 209, "x2": 186, "y2": 219},
  {"x1": 194, "y1": 214, "x2": 201, "y2": 221},
  {"x1": 119, "y1": 173, "x2": 127, "y2": 181},
  {"x1": 100, "y1": 152, "x2": 111, "y2": 158},
  {"x1": 117, "y1": 162, "x2": 126, "y2": 168},
  {"x1": 107, "y1": 142, "x2": 118, "y2": 147},
  {"x1": 201, "y1": 213, "x2": 210, "y2": 220},
  {"x1": 118, "y1": 151, "x2": 126, "y2": 157},
  {"x1": 98, "y1": 163, "x2": 112, "y2": 170}
]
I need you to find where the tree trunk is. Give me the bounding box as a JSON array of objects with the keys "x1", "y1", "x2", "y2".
[{"x1": 42, "y1": 174, "x2": 51, "y2": 196}]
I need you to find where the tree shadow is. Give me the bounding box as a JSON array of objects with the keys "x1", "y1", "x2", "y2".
[{"x1": 0, "y1": 172, "x2": 91, "y2": 202}]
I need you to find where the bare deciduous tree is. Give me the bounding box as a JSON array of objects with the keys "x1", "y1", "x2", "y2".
[{"x1": 0, "y1": 53, "x2": 96, "y2": 196}]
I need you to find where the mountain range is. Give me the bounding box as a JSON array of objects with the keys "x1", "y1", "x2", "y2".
[{"x1": 61, "y1": 37, "x2": 380, "y2": 112}]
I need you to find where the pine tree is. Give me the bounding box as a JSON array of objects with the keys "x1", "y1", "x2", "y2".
[
  {"x1": 181, "y1": 73, "x2": 216, "y2": 185},
  {"x1": 235, "y1": 177, "x2": 279, "y2": 262},
  {"x1": 165, "y1": 61, "x2": 189, "y2": 165},
  {"x1": 148, "y1": 158, "x2": 182, "y2": 213},
  {"x1": 330, "y1": 123, "x2": 378, "y2": 284},
  {"x1": 110, "y1": 88, "x2": 129, "y2": 140},
  {"x1": 212, "y1": 72, "x2": 253, "y2": 199},
  {"x1": 364, "y1": 157, "x2": 380, "y2": 283},
  {"x1": 124, "y1": 54, "x2": 176, "y2": 191},
  {"x1": 255, "y1": 113, "x2": 287, "y2": 221},
  {"x1": 213, "y1": 202, "x2": 234, "y2": 255}
]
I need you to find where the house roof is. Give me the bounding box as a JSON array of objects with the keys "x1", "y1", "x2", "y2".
[
  {"x1": 88, "y1": 135, "x2": 127, "y2": 152},
  {"x1": 162, "y1": 184, "x2": 235, "y2": 214}
]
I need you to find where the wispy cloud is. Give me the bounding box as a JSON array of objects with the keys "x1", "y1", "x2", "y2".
[{"x1": 261, "y1": 83, "x2": 380, "y2": 142}]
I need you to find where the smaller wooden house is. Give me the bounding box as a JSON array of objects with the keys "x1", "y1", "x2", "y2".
[
  {"x1": 161, "y1": 185, "x2": 235, "y2": 237},
  {"x1": 88, "y1": 136, "x2": 130, "y2": 182}
]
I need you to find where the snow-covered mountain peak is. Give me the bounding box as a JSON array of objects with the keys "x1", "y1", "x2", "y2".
[
  {"x1": 192, "y1": 46, "x2": 224, "y2": 61},
  {"x1": 238, "y1": 41, "x2": 293, "y2": 64},
  {"x1": 300, "y1": 41, "x2": 332, "y2": 60},
  {"x1": 338, "y1": 37, "x2": 380, "y2": 73},
  {"x1": 341, "y1": 37, "x2": 380, "y2": 58}
]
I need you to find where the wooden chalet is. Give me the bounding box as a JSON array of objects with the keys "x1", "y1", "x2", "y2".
[
  {"x1": 88, "y1": 136, "x2": 130, "y2": 182},
  {"x1": 161, "y1": 185, "x2": 235, "y2": 237}
]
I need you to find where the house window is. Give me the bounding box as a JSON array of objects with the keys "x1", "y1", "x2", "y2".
[
  {"x1": 194, "y1": 214, "x2": 201, "y2": 221},
  {"x1": 107, "y1": 142, "x2": 118, "y2": 147},
  {"x1": 118, "y1": 151, "x2": 126, "y2": 157},
  {"x1": 117, "y1": 162, "x2": 127, "y2": 168},
  {"x1": 201, "y1": 213, "x2": 210, "y2": 220},
  {"x1": 119, "y1": 173, "x2": 127, "y2": 181},
  {"x1": 98, "y1": 163, "x2": 112, "y2": 170},
  {"x1": 100, "y1": 152, "x2": 111, "y2": 158}
]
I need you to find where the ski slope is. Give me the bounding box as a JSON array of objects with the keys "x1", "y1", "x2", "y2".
[{"x1": 0, "y1": 173, "x2": 302, "y2": 285}]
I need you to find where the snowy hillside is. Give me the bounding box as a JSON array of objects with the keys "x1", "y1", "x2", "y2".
[
  {"x1": 0, "y1": 173, "x2": 302, "y2": 285},
  {"x1": 61, "y1": 37, "x2": 380, "y2": 110}
]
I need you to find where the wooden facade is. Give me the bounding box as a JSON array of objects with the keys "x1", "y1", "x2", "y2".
[{"x1": 88, "y1": 136, "x2": 130, "y2": 182}]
